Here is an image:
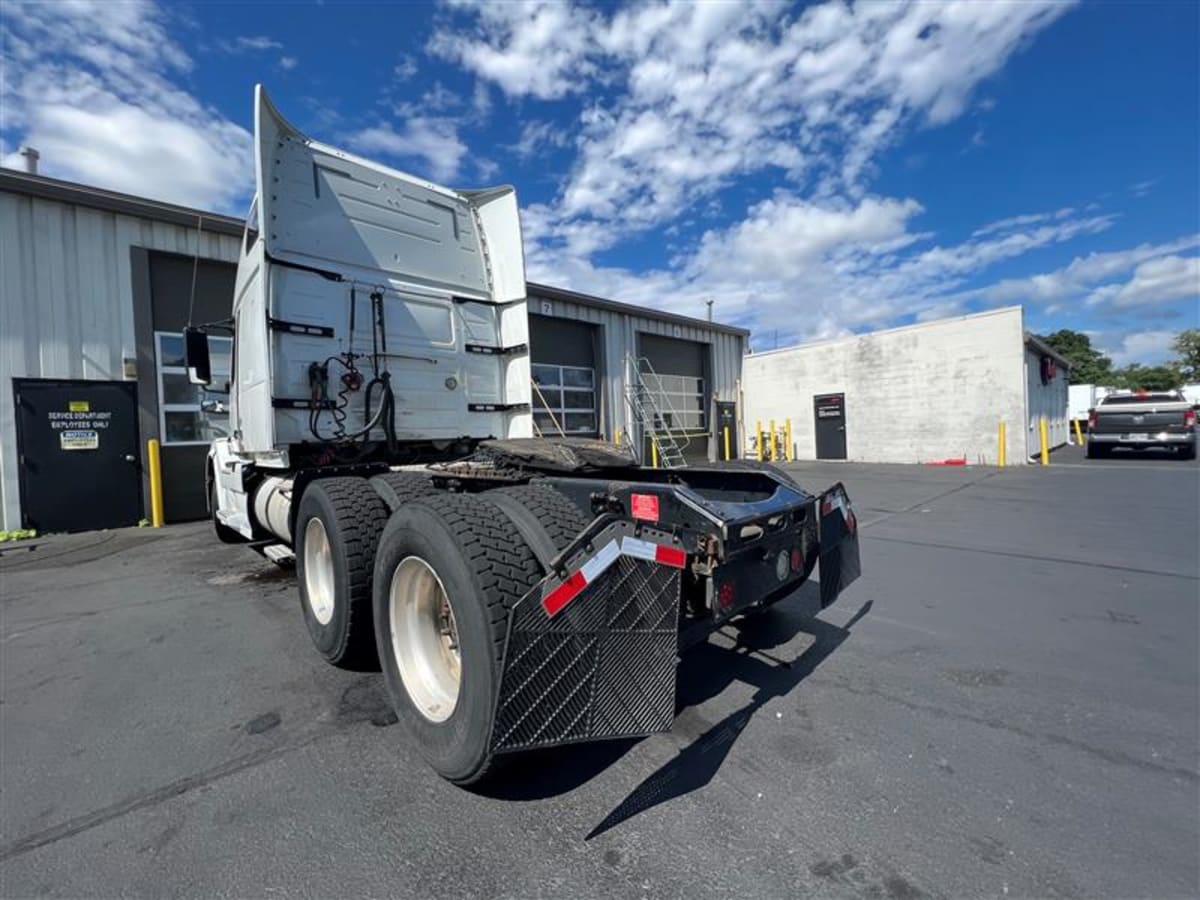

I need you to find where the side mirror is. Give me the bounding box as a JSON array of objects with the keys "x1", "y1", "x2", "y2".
[{"x1": 184, "y1": 327, "x2": 212, "y2": 385}]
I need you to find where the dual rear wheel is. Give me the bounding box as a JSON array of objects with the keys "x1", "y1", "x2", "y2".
[{"x1": 293, "y1": 477, "x2": 581, "y2": 783}]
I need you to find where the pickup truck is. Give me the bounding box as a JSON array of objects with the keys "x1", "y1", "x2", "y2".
[{"x1": 1087, "y1": 390, "x2": 1196, "y2": 459}]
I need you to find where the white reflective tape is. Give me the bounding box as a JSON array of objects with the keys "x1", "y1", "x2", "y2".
[
  {"x1": 621, "y1": 536, "x2": 657, "y2": 561},
  {"x1": 579, "y1": 539, "x2": 621, "y2": 583}
]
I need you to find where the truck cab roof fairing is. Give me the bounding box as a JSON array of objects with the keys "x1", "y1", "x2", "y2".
[{"x1": 252, "y1": 84, "x2": 526, "y2": 303}]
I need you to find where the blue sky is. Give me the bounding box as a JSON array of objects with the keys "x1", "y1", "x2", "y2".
[{"x1": 2, "y1": 1, "x2": 1197, "y2": 363}]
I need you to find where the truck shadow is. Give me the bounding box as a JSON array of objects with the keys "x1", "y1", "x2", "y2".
[{"x1": 478, "y1": 584, "x2": 873, "y2": 838}]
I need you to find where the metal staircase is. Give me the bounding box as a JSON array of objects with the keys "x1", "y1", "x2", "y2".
[{"x1": 624, "y1": 356, "x2": 689, "y2": 468}]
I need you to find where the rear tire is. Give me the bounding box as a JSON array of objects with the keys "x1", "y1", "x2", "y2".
[
  {"x1": 1180, "y1": 444, "x2": 1196, "y2": 461},
  {"x1": 372, "y1": 493, "x2": 541, "y2": 784},
  {"x1": 369, "y1": 470, "x2": 440, "y2": 511},
  {"x1": 296, "y1": 478, "x2": 390, "y2": 670},
  {"x1": 492, "y1": 482, "x2": 590, "y2": 551},
  {"x1": 1086, "y1": 443, "x2": 1107, "y2": 459}
]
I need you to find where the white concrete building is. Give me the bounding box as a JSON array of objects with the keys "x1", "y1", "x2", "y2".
[{"x1": 743, "y1": 306, "x2": 1069, "y2": 465}]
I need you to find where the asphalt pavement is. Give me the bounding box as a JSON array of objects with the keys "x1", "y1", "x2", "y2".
[{"x1": 1, "y1": 449, "x2": 1197, "y2": 899}]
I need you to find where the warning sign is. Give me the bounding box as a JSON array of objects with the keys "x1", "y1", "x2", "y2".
[
  {"x1": 60, "y1": 430, "x2": 99, "y2": 451},
  {"x1": 68, "y1": 400, "x2": 90, "y2": 413}
]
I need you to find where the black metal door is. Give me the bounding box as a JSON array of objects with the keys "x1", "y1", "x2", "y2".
[
  {"x1": 715, "y1": 401, "x2": 738, "y2": 459},
  {"x1": 813, "y1": 393, "x2": 847, "y2": 460},
  {"x1": 13, "y1": 379, "x2": 142, "y2": 533}
]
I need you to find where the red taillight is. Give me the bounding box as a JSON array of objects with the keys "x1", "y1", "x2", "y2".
[
  {"x1": 717, "y1": 582, "x2": 735, "y2": 610},
  {"x1": 1185, "y1": 409, "x2": 1196, "y2": 428},
  {"x1": 790, "y1": 549, "x2": 802, "y2": 572},
  {"x1": 1088, "y1": 409, "x2": 1097, "y2": 429}
]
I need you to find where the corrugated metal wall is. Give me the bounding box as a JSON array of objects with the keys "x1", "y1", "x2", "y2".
[
  {"x1": 528, "y1": 292, "x2": 746, "y2": 457},
  {"x1": 0, "y1": 191, "x2": 240, "y2": 529}
]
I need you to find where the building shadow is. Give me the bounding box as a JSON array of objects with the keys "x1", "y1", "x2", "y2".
[{"x1": 476, "y1": 582, "x2": 871, "y2": 826}]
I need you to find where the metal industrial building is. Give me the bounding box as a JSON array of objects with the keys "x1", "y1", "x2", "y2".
[
  {"x1": 743, "y1": 306, "x2": 1070, "y2": 465},
  {"x1": 0, "y1": 168, "x2": 746, "y2": 533}
]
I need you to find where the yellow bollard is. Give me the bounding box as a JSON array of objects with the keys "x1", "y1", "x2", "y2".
[
  {"x1": 769, "y1": 419, "x2": 776, "y2": 461},
  {"x1": 614, "y1": 427, "x2": 622, "y2": 446},
  {"x1": 1039, "y1": 416, "x2": 1050, "y2": 466},
  {"x1": 650, "y1": 440, "x2": 659, "y2": 469},
  {"x1": 997, "y1": 421, "x2": 1007, "y2": 468},
  {"x1": 785, "y1": 419, "x2": 792, "y2": 462},
  {"x1": 756, "y1": 420, "x2": 763, "y2": 461},
  {"x1": 1073, "y1": 419, "x2": 1084, "y2": 447},
  {"x1": 723, "y1": 426, "x2": 731, "y2": 461},
  {"x1": 147, "y1": 438, "x2": 164, "y2": 528}
]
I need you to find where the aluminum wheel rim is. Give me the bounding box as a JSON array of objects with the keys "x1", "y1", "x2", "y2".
[
  {"x1": 389, "y1": 556, "x2": 461, "y2": 723},
  {"x1": 303, "y1": 517, "x2": 335, "y2": 626}
]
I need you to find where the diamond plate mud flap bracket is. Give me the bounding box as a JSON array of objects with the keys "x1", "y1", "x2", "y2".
[
  {"x1": 818, "y1": 482, "x2": 861, "y2": 609},
  {"x1": 488, "y1": 518, "x2": 685, "y2": 755}
]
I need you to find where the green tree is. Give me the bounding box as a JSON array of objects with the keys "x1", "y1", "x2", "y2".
[
  {"x1": 1171, "y1": 328, "x2": 1200, "y2": 382},
  {"x1": 1111, "y1": 364, "x2": 1182, "y2": 391},
  {"x1": 1038, "y1": 329, "x2": 1113, "y2": 384}
]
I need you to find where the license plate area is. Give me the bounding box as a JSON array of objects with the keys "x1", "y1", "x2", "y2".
[{"x1": 1123, "y1": 433, "x2": 1150, "y2": 441}]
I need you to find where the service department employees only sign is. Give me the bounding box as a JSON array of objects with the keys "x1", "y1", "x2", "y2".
[{"x1": 48, "y1": 401, "x2": 111, "y2": 451}]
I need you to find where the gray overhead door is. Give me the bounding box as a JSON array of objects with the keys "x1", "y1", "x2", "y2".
[
  {"x1": 529, "y1": 314, "x2": 600, "y2": 438},
  {"x1": 638, "y1": 333, "x2": 711, "y2": 463}
]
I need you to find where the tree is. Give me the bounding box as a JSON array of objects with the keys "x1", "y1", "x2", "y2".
[
  {"x1": 1038, "y1": 329, "x2": 1113, "y2": 384},
  {"x1": 1171, "y1": 329, "x2": 1200, "y2": 382},
  {"x1": 1110, "y1": 364, "x2": 1182, "y2": 391}
]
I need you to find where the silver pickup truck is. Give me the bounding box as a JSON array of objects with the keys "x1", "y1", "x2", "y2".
[{"x1": 1087, "y1": 390, "x2": 1197, "y2": 459}]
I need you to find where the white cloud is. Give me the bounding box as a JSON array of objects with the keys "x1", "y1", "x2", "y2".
[
  {"x1": 0, "y1": 0, "x2": 252, "y2": 212},
  {"x1": 394, "y1": 54, "x2": 419, "y2": 80},
  {"x1": 348, "y1": 118, "x2": 467, "y2": 182},
  {"x1": 279, "y1": 56, "x2": 299, "y2": 71},
  {"x1": 1105, "y1": 330, "x2": 1179, "y2": 367},
  {"x1": 1087, "y1": 255, "x2": 1200, "y2": 309},
  {"x1": 433, "y1": 0, "x2": 1072, "y2": 255},
  {"x1": 230, "y1": 35, "x2": 282, "y2": 52},
  {"x1": 429, "y1": 1, "x2": 600, "y2": 100},
  {"x1": 961, "y1": 237, "x2": 1200, "y2": 307}
]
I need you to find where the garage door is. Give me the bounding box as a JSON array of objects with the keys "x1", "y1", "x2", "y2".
[
  {"x1": 638, "y1": 333, "x2": 710, "y2": 463},
  {"x1": 147, "y1": 252, "x2": 237, "y2": 522},
  {"x1": 529, "y1": 314, "x2": 599, "y2": 437}
]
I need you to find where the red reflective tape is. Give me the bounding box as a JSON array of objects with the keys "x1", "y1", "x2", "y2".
[
  {"x1": 630, "y1": 493, "x2": 660, "y2": 522},
  {"x1": 542, "y1": 570, "x2": 587, "y2": 618},
  {"x1": 654, "y1": 545, "x2": 687, "y2": 568}
]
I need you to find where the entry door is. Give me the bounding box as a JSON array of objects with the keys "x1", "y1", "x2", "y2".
[
  {"x1": 715, "y1": 401, "x2": 738, "y2": 459},
  {"x1": 813, "y1": 393, "x2": 847, "y2": 460},
  {"x1": 13, "y1": 379, "x2": 142, "y2": 533}
]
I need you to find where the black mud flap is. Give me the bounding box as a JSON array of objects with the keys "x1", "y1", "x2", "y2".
[
  {"x1": 818, "y1": 482, "x2": 861, "y2": 609},
  {"x1": 489, "y1": 519, "x2": 683, "y2": 755}
]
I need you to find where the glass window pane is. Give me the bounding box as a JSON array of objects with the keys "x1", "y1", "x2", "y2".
[
  {"x1": 158, "y1": 334, "x2": 185, "y2": 367},
  {"x1": 533, "y1": 412, "x2": 562, "y2": 435},
  {"x1": 561, "y1": 389, "x2": 594, "y2": 411},
  {"x1": 561, "y1": 367, "x2": 593, "y2": 388},
  {"x1": 534, "y1": 387, "x2": 563, "y2": 410},
  {"x1": 531, "y1": 364, "x2": 560, "y2": 387},
  {"x1": 210, "y1": 337, "x2": 233, "y2": 381},
  {"x1": 161, "y1": 372, "x2": 199, "y2": 405},
  {"x1": 164, "y1": 411, "x2": 202, "y2": 443},
  {"x1": 564, "y1": 413, "x2": 596, "y2": 433}
]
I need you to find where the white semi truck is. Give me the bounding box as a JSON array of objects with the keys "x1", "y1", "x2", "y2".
[{"x1": 189, "y1": 87, "x2": 861, "y2": 783}]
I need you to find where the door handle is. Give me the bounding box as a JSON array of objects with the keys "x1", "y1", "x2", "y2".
[{"x1": 124, "y1": 454, "x2": 137, "y2": 463}]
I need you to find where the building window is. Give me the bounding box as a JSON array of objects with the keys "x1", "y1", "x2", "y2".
[
  {"x1": 641, "y1": 372, "x2": 706, "y2": 431},
  {"x1": 155, "y1": 332, "x2": 233, "y2": 445},
  {"x1": 531, "y1": 363, "x2": 597, "y2": 435}
]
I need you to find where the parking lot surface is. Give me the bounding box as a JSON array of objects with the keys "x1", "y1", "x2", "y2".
[{"x1": 2, "y1": 451, "x2": 1197, "y2": 899}]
